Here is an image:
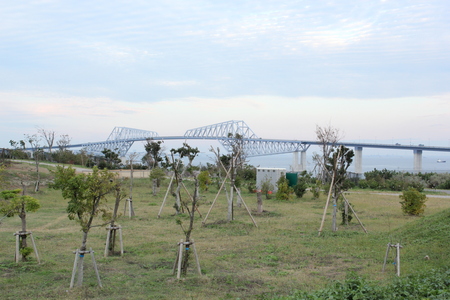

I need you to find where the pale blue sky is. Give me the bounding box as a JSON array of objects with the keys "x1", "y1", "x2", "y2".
[{"x1": 1, "y1": 0, "x2": 449, "y2": 150}]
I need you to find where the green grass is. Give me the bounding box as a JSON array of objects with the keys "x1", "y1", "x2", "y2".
[{"x1": 1, "y1": 164, "x2": 450, "y2": 299}]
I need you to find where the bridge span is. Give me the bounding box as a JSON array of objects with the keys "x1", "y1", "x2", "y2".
[{"x1": 66, "y1": 120, "x2": 450, "y2": 174}]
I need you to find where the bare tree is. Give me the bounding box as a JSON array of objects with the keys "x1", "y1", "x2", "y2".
[
  {"x1": 25, "y1": 134, "x2": 42, "y2": 192},
  {"x1": 56, "y1": 134, "x2": 71, "y2": 163},
  {"x1": 38, "y1": 128, "x2": 55, "y2": 159},
  {"x1": 312, "y1": 125, "x2": 343, "y2": 184}
]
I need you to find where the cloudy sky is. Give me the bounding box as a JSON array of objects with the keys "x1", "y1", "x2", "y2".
[{"x1": 1, "y1": 0, "x2": 449, "y2": 153}]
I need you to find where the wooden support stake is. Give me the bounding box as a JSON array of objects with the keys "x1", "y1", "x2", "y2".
[
  {"x1": 396, "y1": 243, "x2": 401, "y2": 277},
  {"x1": 176, "y1": 240, "x2": 183, "y2": 279},
  {"x1": 15, "y1": 233, "x2": 20, "y2": 263},
  {"x1": 104, "y1": 229, "x2": 111, "y2": 257},
  {"x1": 318, "y1": 177, "x2": 335, "y2": 236},
  {"x1": 70, "y1": 249, "x2": 79, "y2": 288},
  {"x1": 70, "y1": 248, "x2": 103, "y2": 288},
  {"x1": 104, "y1": 225, "x2": 124, "y2": 257},
  {"x1": 119, "y1": 226, "x2": 124, "y2": 256},
  {"x1": 191, "y1": 239, "x2": 202, "y2": 276},
  {"x1": 234, "y1": 185, "x2": 258, "y2": 227},
  {"x1": 382, "y1": 243, "x2": 402, "y2": 276},
  {"x1": 90, "y1": 248, "x2": 103, "y2": 288},
  {"x1": 14, "y1": 231, "x2": 40, "y2": 264},
  {"x1": 158, "y1": 174, "x2": 175, "y2": 218},
  {"x1": 382, "y1": 243, "x2": 391, "y2": 272},
  {"x1": 29, "y1": 233, "x2": 40, "y2": 264},
  {"x1": 341, "y1": 194, "x2": 368, "y2": 233},
  {"x1": 202, "y1": 166, "x2": 233, "y2": 225}
]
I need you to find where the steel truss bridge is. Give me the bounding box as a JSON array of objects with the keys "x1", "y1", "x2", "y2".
[{"x1": 66, "y1": 120, "x2": 450, "y2": 173}]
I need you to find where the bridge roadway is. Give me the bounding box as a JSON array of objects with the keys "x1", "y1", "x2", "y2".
[
  {"x1": 42, "y1": 120, "x2": 449, "y2": 174},
  {"x1": 68, "y1": 136, "x2": 450, "y2": 174}
]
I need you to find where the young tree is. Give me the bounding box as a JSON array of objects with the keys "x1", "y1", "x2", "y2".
[
  {"x1": 149, "y1": 168, "x2": 165, "y2": 196},
  {"x1": 51, "y1": 166, "x2": 117, "y2": 285},
  {"x1": 163, "y1": 143, "x2": 199, "y2": 214},
  {"x1": 260, "y1": 178, "x2": 275, "y2": 199},
  {"x1": 275, "y1": 176, "x2": 294, "y2": 201},
  {"x1": 176, "y1": 176, "x2": 201, "y2": 276},
  {"x1": 325, "y1": 145, "x2": 354, "y2": 231},
  {"x1": 106, "y1": 178, "x2": 128, "y2": 256},
  {"x1": 399, "y1": 188, "x2": 427, "y2": 216},
  {"x1": 0, "y1": 188, "x2": 40, "y2": 261},
  {"x1": 197, "y1": 170, "x2": 211, "y2": 192},
  {"x1": 313, "y1": 125, "x2": 342, "y2": 184},
  {"x1": 25, "y1": 133, "x2": 43, "y2": 192},
  {"x1": 101, "y1": 148, "x2": 121, "y2": 169},
  {"x1": 144, "y1": 139, "x2": 164, "y2": 169}
]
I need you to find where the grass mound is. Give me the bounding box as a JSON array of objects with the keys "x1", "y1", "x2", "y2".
[{"x1": 266, "y1": 208, "x2": 450, "y2": 299}]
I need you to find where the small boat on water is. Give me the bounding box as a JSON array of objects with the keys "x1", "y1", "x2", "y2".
[{"x1": 437, "y1": 159, "x2": 446, "y2": 163}]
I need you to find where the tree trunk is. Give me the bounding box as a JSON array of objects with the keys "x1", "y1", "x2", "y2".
[
  {"x1": 181, "y1": 178, "x2": 198, "y2": 275},
  {"x1": 257, "y1": 192, "x2": 263, "y2": 213},
  {"x1": 34, "y1": 157, "x2": 40, "y2": 192},
  {"x1": 152, "y1": 179, "x2": 157, "y2": 196},
  {"x1": 129, "y1": 164, "x2": 134, "y2": 199},
  {"x1": 19, "y1": 203, "x2": 28, "y2": 261},
  {"x1": 227, "y1": 185, "x2": 234, "y2": 222},
  {"x1": 236, "y1": 188, "x2": 242, "y2": 207}
]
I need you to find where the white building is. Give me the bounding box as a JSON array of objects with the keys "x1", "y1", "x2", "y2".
[{"x1": 256, "y1": 168, "x2": 286, "y2": 192}]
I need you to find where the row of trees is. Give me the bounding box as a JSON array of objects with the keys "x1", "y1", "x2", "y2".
[{"x1": 357, "y1": 168, "x2": 450, "y2": 191}]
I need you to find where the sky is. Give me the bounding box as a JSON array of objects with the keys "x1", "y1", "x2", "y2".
[{"x1": 1, "y1": 0, "x2": 450, "y2": 156}]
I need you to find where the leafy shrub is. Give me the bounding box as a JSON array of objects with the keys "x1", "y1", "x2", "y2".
[
  {"x1": 293, "y1": 178, "x2": 308, "y2": 198},
  {"x1": 275, "y1": 176, "x2": 293, "y2": 201},
  {"x1": 261, "y1": 178, "x2": 275, "y2": 199},
  {"x1": 357, "y1": 179, "x2": 369, "y2": 189},
  {"x1": 339, "y1": 199, "x2": 353, "y2": 225},
  {"x1": 265, "y1": 268, "x2": 450, "y2": 300},
  {"x1": 197, "y1": 170, "x2": 211, "y2": 191},
  {"x1": 399, "y1": 187, "x2": 427, "y2": 216},
  {"x1": 19, "y1": 246, "x2": 33, "y2": 258}
]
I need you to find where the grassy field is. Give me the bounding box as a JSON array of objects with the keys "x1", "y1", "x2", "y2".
[{"x1": 1, "y1": 162, "x2": 450, "y2": 299}]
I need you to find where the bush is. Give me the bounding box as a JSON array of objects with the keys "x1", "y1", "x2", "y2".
[
  {"x1": 293, "y1": 178, "x2": 308, "y2": 198},
  {"x1": 265, "y1": 268, "x2": 450, "y2": 300},
  {"x1": 357, "y1": 179, "x2": 369, "y2": 189},
  {"x1": 275, "y1": 176, "x2": 293, "y2": 201},
  {"x1": 399, "y1": 187, "x2": 427, "y2": 216}
]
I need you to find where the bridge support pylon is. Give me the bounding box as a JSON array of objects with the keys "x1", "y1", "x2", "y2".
[
  {"x1": 354, "y1": 147, "x2": 363, "y2": 176},
  {"x1": 414, "y1": 150, "x2": 423, "y2": 173},
  {"x1": 292, "y1": 151, "x2": 307, "y2": 172}
]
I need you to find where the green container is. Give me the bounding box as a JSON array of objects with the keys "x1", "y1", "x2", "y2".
[{"x1": 286, "y1": 172, "x2": 298, "y2": 187}]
